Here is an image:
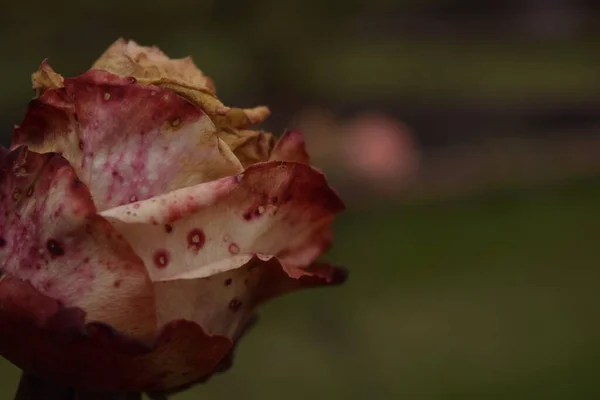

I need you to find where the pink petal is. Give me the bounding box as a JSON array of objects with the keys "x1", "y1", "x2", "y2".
[
  {"x1": 0, "y1": 147, "x2": 155, "y2": 336},
  {"x1": 100, "y1": 161, "x2": 344, "y2": 281},
  {"x1": 155, "y1": 257, "x2": 346, "y2": 339},
  {"x1": 0, "y1": 276, "x2": 231, "y2": 391},
  {"x1": 13, "y1": 68, "x2": 242, "y2": 211},
  {"x1": 269, "y1": 130, "x2": 311, "y2": 164}
]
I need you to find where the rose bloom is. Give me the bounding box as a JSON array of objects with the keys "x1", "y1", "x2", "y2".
[{"x1": 0, "y1": 39, "x2": 345, "y2": 393}]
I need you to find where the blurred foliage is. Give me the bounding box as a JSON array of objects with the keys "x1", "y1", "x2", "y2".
[{"x1": 1, "y1": 0, "x2": 600, "y2": 141}]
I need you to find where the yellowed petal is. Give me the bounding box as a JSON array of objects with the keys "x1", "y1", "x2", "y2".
[
  {"x1": 216, "y1": 106, "x2": 271, "y2": 129},
  {"x1": 31, "y1": 60, "x2": 64, "y2": 96},
  {"x1": 92, "y1": 38, "x2": 229, "y2": 116},
  {"x1": 213, "y1": 107, "x2": 275, "y2": 166},
  {"x1": 218, "y1": 129, "x2": 275, "y2": 168},
  {"x1": 92, "y1": 39, "x2": 276, "y2": 166}
]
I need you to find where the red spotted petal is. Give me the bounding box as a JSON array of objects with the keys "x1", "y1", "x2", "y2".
[
  {"x1": 100, "y1": 161, "x2": 344, "y2": 281},
  {"x1": 0, "y1": 276, "x2": 231, "y2": 391},
  {"x1": 154, "y1": 257, "x2": 346, "y2": 339},
  {"x1": 12, "y1": 68, "x2": 242, "y2": 211},
  {"x1": 0, "y1": 147, "x2": 155, "y2": 337}
]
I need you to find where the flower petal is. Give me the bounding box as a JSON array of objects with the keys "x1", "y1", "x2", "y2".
[
  {"x1": 92, "y1": 38, "x2": 228, "y2": 116},
  {"x1": 0, "y1": 147, "x2": 155, "y2": 336},
  {"x1": 154, "y1": 257, "x2": 346, "y2": 338},
  {"x1": 269, "y1": 130, "x2": 311, "y2": 164},
  {"x1": 100, "y1": 161, "x2": 344, "y2": 281},
  {"x1": 212, "y1": 107, "x2": 275, "y2": 168},
  {"x1": 92, "y1": 39, "x2": 277, "y2": 168},
  {"x1": 31, "y1": 59, "x2": 64, "y2": 96},
  {"x1": 13, "y1": 68, "x2": 242, "y2": 211},
  {"x1": 217, "y1": 128, "x2": 275, "y2": 168},
  {"x1": 216, "y1": 106, "x2": 271, "y2": 129},
  {"x1": 0, "y1": 276, "x2": 231, "y2": 391}
]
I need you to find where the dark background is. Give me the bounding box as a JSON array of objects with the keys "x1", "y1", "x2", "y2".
[{"x1": 1, "y1": 1, "x2": 600, "y2": 398}]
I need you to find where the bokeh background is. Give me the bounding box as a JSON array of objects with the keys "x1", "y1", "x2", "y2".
[{"x1": 1, "y1": 0, "x2": 600, "y2": 398}]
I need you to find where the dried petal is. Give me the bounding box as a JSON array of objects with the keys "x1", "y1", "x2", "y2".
[
  {"x1": 155, "y1": 257, "x2": 346, "y2": 338},
  {"x1": 92, "y1": 38, "x2": 228, "y2": 116},
  {"x1": 31, "y1": 60, "x2": 64, "y2": 96},
  {"x1": 212, "y1": 107, "x2": 275, "y2": 167},
  {"x1": 0, "y1": 147, "x2": 155, "y2": 337},
  {"x1": 217, "y1": 128, "x2": 275, "y2": 168},
  {"x1": 92, "y1": 39, "x2": 277, "y2": 167},
  {"x1": 13, "y1": 68, "x2": 242, "y2": 211},
  {"x1": 100, "y1": 161, "x2": 344, "y2": 281},
  {"x1": 212, "y1": 106, "x2": 275, "y2": 168},
  {"x1": 0, "y1": 276, "x2": 231, "y2": 391},
  {"x1": 216, "y1": 106, "x2": 271, "y2": 129}
]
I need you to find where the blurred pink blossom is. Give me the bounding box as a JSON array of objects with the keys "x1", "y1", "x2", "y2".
[{"x1": 291, "y1": 109, "x2": 420, "y2": 193}]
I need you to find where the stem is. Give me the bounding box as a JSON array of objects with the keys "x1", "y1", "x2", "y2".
[{"x1": 15, "y1": 372, "x2": 143, "y2": 400}]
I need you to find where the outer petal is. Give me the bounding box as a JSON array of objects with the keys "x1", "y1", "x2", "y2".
[
  {"x1": 13, "y1": 68, "x2": 242, "y2": 211},
  {"x1": 154, "y1": 257, "x2": 347, "y2": 338},
  {"x1": 100, "y1": 161, "x2": 344, "y2": 281},
  {"x1": 0, "y1": 147, "x2": 155, "y2": 336},
  {"x1": 0, "y1": 276, "x2": 231, "y2": 391}
]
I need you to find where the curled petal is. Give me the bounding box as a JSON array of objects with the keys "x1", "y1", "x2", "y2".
[
  {"x1": 100, "y1": 161, "x2": 344, "y2": 281},
  {"x1": 215, "y1": 107, "x2": 271, "y2": 130},
  {"x1": 0, "y1": 276, "x2": 231, "y2": 391},
  {"x1": 213, "y1": 107, "x2": 275, "y2": 167},
  {"x1": 155, "y1": 257, "x2": 347, "y2": 338},
  {"x1": 31, "y1": 60, "x2": 64, "y2": 96},
  {"x1": 0, "y1": 147, "x2": 155, "y2": 336},
  {"x1": 269, "y1": 130, "x2": 311, "y2": 164},
  {"x1": 13, "y1": 68, "x2": 242, "y2": 211},
  {"x1": 218, "y1": 128, "x2": 276, "y2": 168},
  {"x1": 92, "y1": 39, "x2": 276, "y2": 167},
  {"x1": 92, "y1": 38, "x2": 228, "y2": 116}
]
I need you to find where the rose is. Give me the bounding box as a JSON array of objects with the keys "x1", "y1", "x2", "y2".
[{"x1": 0, "y1": 39, "x2": 345, "y2": 394}]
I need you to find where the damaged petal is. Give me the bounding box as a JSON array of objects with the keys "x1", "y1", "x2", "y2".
[
  {"x1": 92, "y1": 38, "x2": 229, "y2": 115},
  {"x1": 31, "y1": 60, "x2": 65, "y2": 96},
  {"x1": 92, "y1": 39, "x2": 275, "y2": 167},
  {"x1": 213, "y1": 107, "x2": 275, "y2": 167},
  {"x1": 218, "y1": 129, "x2": 276, "y2": 168},
  {"x1": 13, "y1": 68, "x2": 242, "y2": 211},
  {"x1": 217, "y1": 107, "x2": 271, "y2": 130},
  {"x1": 100, "y1": 161, "x2": 344, "y2": 282},
  {"x1": 0, "y1": 147, "x2": 155, "y2": 337},
  {"x1": 155, "y1": 256, "x2": 346, "y2": 339}
]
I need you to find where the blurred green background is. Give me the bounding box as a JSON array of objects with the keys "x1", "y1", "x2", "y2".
[{"x1": 1, "y1": 0, "x2": 600, "y2": 398}]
